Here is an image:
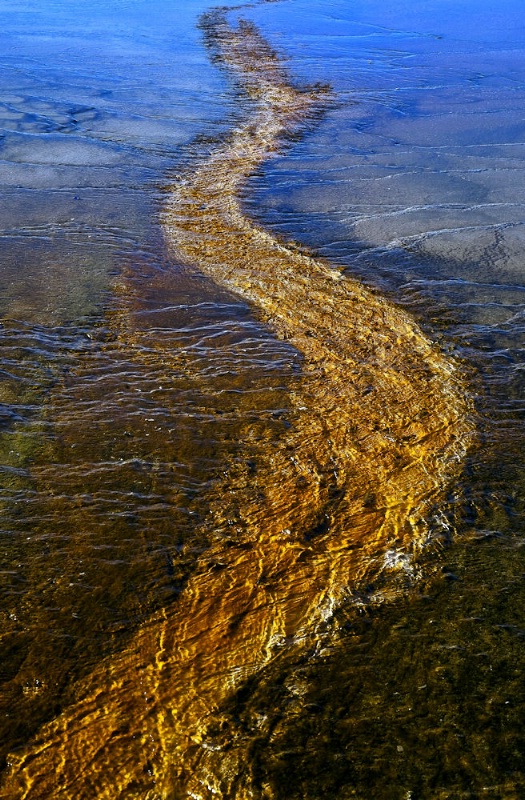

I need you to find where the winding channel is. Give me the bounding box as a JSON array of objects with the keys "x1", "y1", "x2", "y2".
[{"x1": 1, "y1": 9, "x2": 475, "y2": 799}]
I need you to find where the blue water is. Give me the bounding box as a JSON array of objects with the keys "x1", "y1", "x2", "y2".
[
  {"x1": 0, "y1": 0, "x2": 229, "y2": 321},
  {"x1": 1, "y1": 0, "x2": 525, "y2": 796}
]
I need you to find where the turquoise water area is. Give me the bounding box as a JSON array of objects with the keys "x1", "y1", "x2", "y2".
[{"x1": 1, "y1": 0, "x2": 525, "y2": 796}]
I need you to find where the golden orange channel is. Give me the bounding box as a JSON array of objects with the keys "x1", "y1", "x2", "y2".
[{"x1": 0, "y1": 9, "x2": 475, "y2": 799}]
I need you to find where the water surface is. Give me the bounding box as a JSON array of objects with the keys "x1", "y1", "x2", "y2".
[{"x1": 1, "y1": 0, "x2": 524, "y2": 797}]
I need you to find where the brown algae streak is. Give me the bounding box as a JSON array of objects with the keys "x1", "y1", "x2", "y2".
[{"x1": 1, "y1": 10, "x2": 475, "y2": 800}]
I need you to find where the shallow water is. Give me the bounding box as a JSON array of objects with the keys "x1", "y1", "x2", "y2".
[{"x1": 1, "y1": 0, "x2": 525, "y2": 797}]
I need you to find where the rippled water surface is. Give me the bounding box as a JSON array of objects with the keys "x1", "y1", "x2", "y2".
[{"x1": 1, "y1": 0, "x2": 525, "y2": 797}]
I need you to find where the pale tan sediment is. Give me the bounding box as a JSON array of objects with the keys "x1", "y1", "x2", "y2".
[{"x1": 0, "y1": 11, "x2": 475, "y2": 800}]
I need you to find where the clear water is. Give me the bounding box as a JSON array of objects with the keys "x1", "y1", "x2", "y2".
[{"x1": 1, "y1": 0, "x2": 525, "y2": 797}]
